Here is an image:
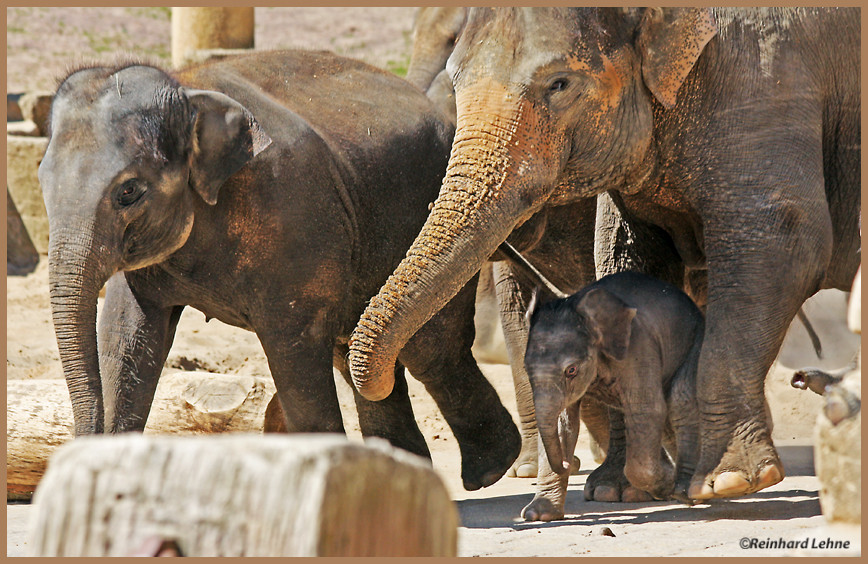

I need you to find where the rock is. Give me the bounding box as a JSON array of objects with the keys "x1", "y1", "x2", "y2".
[
  {"x1": 6, "y1": 135, "x2": 49, "y2": 253},
  {"x1": 18, "y1": 91, "x2": 53, "y2": 136},
  {"x1": 813, "y1": 279, "x2": 861, "y2": 525},
  {"x1": 7, "y1": 187, "x2": 39, "y2": 275},
  {"x1": 29, "y1": 434, "x2": 458, "y2": 556}
]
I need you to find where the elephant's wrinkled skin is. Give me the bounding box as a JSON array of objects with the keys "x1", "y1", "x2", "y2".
[
  {"x1": 40, "y1": 50, "x2": 520, "y2": 491},
  {"x1": 521, "y1": 272, "x2": 704, "y2": 521},
  {"x1": 409, "y1": 6, "x2": 613, "y2": 479},
  {"x1": 349, "y1": 8, "x2": 861, "y2": 500}
]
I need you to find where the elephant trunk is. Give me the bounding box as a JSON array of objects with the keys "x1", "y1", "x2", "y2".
[
  {"x1": 535, "y1": 389, "x2": 570, "y2": 475},
  {"x1": 48, "y1": 221, "x2": 116, "y2": 435},
  {"x1": 350, "y1": 80, "x2": 542, "y2": 401}
]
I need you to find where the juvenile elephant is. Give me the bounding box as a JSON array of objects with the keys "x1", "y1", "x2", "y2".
[
  {"x1": 522, "y1": 271, "x2": 704, "y2": 521},
  {"x1": 39, "y1": 50, "x2": 520, "y2": 491},
  {"x1": 349, "y1": 8, "x2": 861, "y2": 500}
]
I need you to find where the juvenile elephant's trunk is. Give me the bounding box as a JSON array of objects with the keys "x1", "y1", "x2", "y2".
[
  {"x1": 535, "y1": 390, "x2": 570, "y2": 475},
  {"x1": 48, "y1": 222, "x2": 116, "y2": 435},
  {"x1": 349, "y1": 80, "x2": 547, "y2": 401}
]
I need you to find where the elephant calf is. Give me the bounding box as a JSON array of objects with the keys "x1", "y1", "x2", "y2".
[
  {"x1": 39, "y1": 50, "x2": 520, "y2": 491},
  {"x1": 521, "y1": 271, "x2": 703, "y2": 521}
]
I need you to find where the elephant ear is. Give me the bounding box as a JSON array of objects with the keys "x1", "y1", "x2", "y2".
[
  {"x1": 636, "y1": 7, "x2": 717, "y2": 109},
  {"x1": 184, "y1": 88, "x2": 272, "y2": 205},
  {"x1": 577, "y1": 287, "x2": 637, "y2": 361}
]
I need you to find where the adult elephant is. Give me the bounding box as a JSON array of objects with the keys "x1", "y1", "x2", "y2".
[
  {"x1": 39, "y1": 50, "x2": 520, "y2": 491},
  {"x1": 350, "y1": 8, "x2": 861, "y2": 500}
]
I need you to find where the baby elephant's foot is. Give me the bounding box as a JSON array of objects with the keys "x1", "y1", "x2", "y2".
[
  {"x1": 522, "y1": 495, "x2": 565, "y2": 522},
  {"x1": 585, "y1": 462, "x2": 631, "y2": 502}
]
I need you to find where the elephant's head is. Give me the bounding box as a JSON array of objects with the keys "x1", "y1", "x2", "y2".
[
  {"x1": 524, "y1": 287, "x2": 637, "y2": 474},
  {"x1": 405, "y1": 7, "x2": 467, "y2": 92},
  {"x1": 39, "y1": 63, "x2": 270, "y2": 434},
  {"x1": 349, "y1": 8, "x2": 715, "y2": 401}
]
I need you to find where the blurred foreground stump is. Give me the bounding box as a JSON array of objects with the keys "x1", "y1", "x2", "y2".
[
  {"x1": 6, "y1": 371, "x2": 278, "y2": 500},
  {"x1": 814, "y1": 267, "x2": 861, "y2": 524},
  {"x1": 7, "y1": 187, "x2": 39, "y2": 275},
  {"x1": 29, "y1": 434, "x2": 457, "y2": 556}
]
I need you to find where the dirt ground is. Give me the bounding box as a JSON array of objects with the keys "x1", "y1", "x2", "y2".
[{"x1": 5, "y1": 7, "x2": 862, "y2": 557}]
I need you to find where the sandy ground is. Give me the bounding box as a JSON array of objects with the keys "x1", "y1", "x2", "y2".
[
  {"x1": 6, "y1": 6, "x2": 862, "y2": 557},
  {"x1": 6, "y1": 261, "x2": 861, "y2": 557}
]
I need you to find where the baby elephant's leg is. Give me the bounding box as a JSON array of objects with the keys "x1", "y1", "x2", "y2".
[
  {"x1": 622, "y1": 388, "x2": 676, "y2": 501},
  {"x1": 522, "y1": 402, "x2": 581, "y2": 521},
  {"x1": 584, "y1": 410, "x2": 653, "y2": 502},
  {"x1": 668, "y1": 371, "x2": 700, "y2": 503}
]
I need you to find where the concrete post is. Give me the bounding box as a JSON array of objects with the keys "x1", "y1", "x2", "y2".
[{"x1": 171, "y1": 7, "x2": 254, "y2": 68}]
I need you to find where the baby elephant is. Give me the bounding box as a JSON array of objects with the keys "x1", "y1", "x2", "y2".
[{"x1": 521, "y1": 271, "x2": 704, "y2": 521}]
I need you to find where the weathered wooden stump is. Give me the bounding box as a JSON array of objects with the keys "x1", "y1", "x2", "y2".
[
  {"x1": 7, "y1": 371, "x2": 279, "y2": 500},
  {"x1": 171, "y1": 7, "x2": 254, "y2": 68},
  {"x1": 29, "y1": 434, "x2": 458, "y2": 557}
]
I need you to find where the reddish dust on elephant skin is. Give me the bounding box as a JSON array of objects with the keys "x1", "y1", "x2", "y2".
[{"x1": 349, "y1": 78, "x2": 555, "y2": 401}]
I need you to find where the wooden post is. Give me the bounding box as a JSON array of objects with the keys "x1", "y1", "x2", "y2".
[
  {"x1": 29, "y1": 435, "x2": 458, "y2": 556},
  {"x1": 171, "y1": 7, "x2": 254, "y2": 68}
]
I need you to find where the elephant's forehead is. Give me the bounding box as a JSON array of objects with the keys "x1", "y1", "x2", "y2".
[{"x1": 453, "y1": 8, "x2": 601, "y2": 86}]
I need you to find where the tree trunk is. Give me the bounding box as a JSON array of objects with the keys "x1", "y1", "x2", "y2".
[
  {"x1": 6, "y1": 371, "x2": 279, "y2": 500},
  {"x1": 29, "y1": 434, "x2": 458, "y2": 556}
]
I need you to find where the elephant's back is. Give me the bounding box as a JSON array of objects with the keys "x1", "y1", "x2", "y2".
[{"x1": 174, "y1": 50, "x2": 453, "y2": 154}]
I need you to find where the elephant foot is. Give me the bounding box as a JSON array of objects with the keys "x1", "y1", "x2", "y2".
[
  {"x1": 507, "y1": 450, "x2": 538, "y2": 478},
  {"x1": 521, "y1": 495, "x2": 565, "y2": 522},
  {"x1": 584, "y1": 459, "x2": 630, "y2": 502},
  {"x1": 689, "y1": 463, "x2": 784, "y2": 499},
  {"x1": 507, "y1": 455, "x2": 580, "y2": 478},
  {"x1": 688, "y1": 430, "x2": 784, "y2": 499},
  {"x1": 459, "y1": 417, "x2": 522, "y2": 491}
]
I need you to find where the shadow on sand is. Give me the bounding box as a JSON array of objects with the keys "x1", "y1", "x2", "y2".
[{"x1": 459, "y1": 445, "x2": 820, "y2": 529}]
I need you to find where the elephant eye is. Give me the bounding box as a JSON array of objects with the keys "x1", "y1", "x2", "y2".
[
  {"x1": 564, "y1": 364, "x2": 579, "y2": 378},
  {"x1": 116, "y1": 179, "x2": 146, "y2": 207},
  {"x1": 549, "y1": 78, "x2": 569, "y2": 93}
]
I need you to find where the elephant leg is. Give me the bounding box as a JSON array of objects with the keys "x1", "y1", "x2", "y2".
[
  {"x1": 400, "y1": 275, "x2": 521, "y2": 491},
  {"x1": 584, "y1": 409, "x2": 654, "y2": 503},
  {"x1": 690, "y1": 189, "x2": 832, "y2": 499},
  {"x1": 492, "y1": 260, "x2": 542, "y2": 478},
  {"x1": 522, "y1": 401, "x2": 581, "y2": 521},
  {"x1": 580, "y1": 396, "x2": 610, "y2": 464},
  {"x1": 622, "y1": 384, "x2": 675, "y2": 501},
  {"x1": 256, "y1": 307, "x2": 344, "y2": 435},
  {"x1": 333, "y1": 345, "x2": 430, "y2": 460},
  {"x1": 668, "y1": 373, "x2": 700, "y2": 503},
  {"x1": 99, "y1": 273, "x2": 184, "y2": 433}
]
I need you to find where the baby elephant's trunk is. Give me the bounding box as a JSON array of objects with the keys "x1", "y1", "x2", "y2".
[{"x1": 535, "y1": 394, "x2": 570, "y2": 475}]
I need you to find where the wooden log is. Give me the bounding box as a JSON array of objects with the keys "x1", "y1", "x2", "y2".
[
  {"x1": 29, "y1": 434, "x2": 458, "y2": 557},
  {"x1": 171, "y1": 7, "x2": 254, "y2": 68},
  {"x1": 6, "y1": 371, "x2": 279, "y2": 500}
]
